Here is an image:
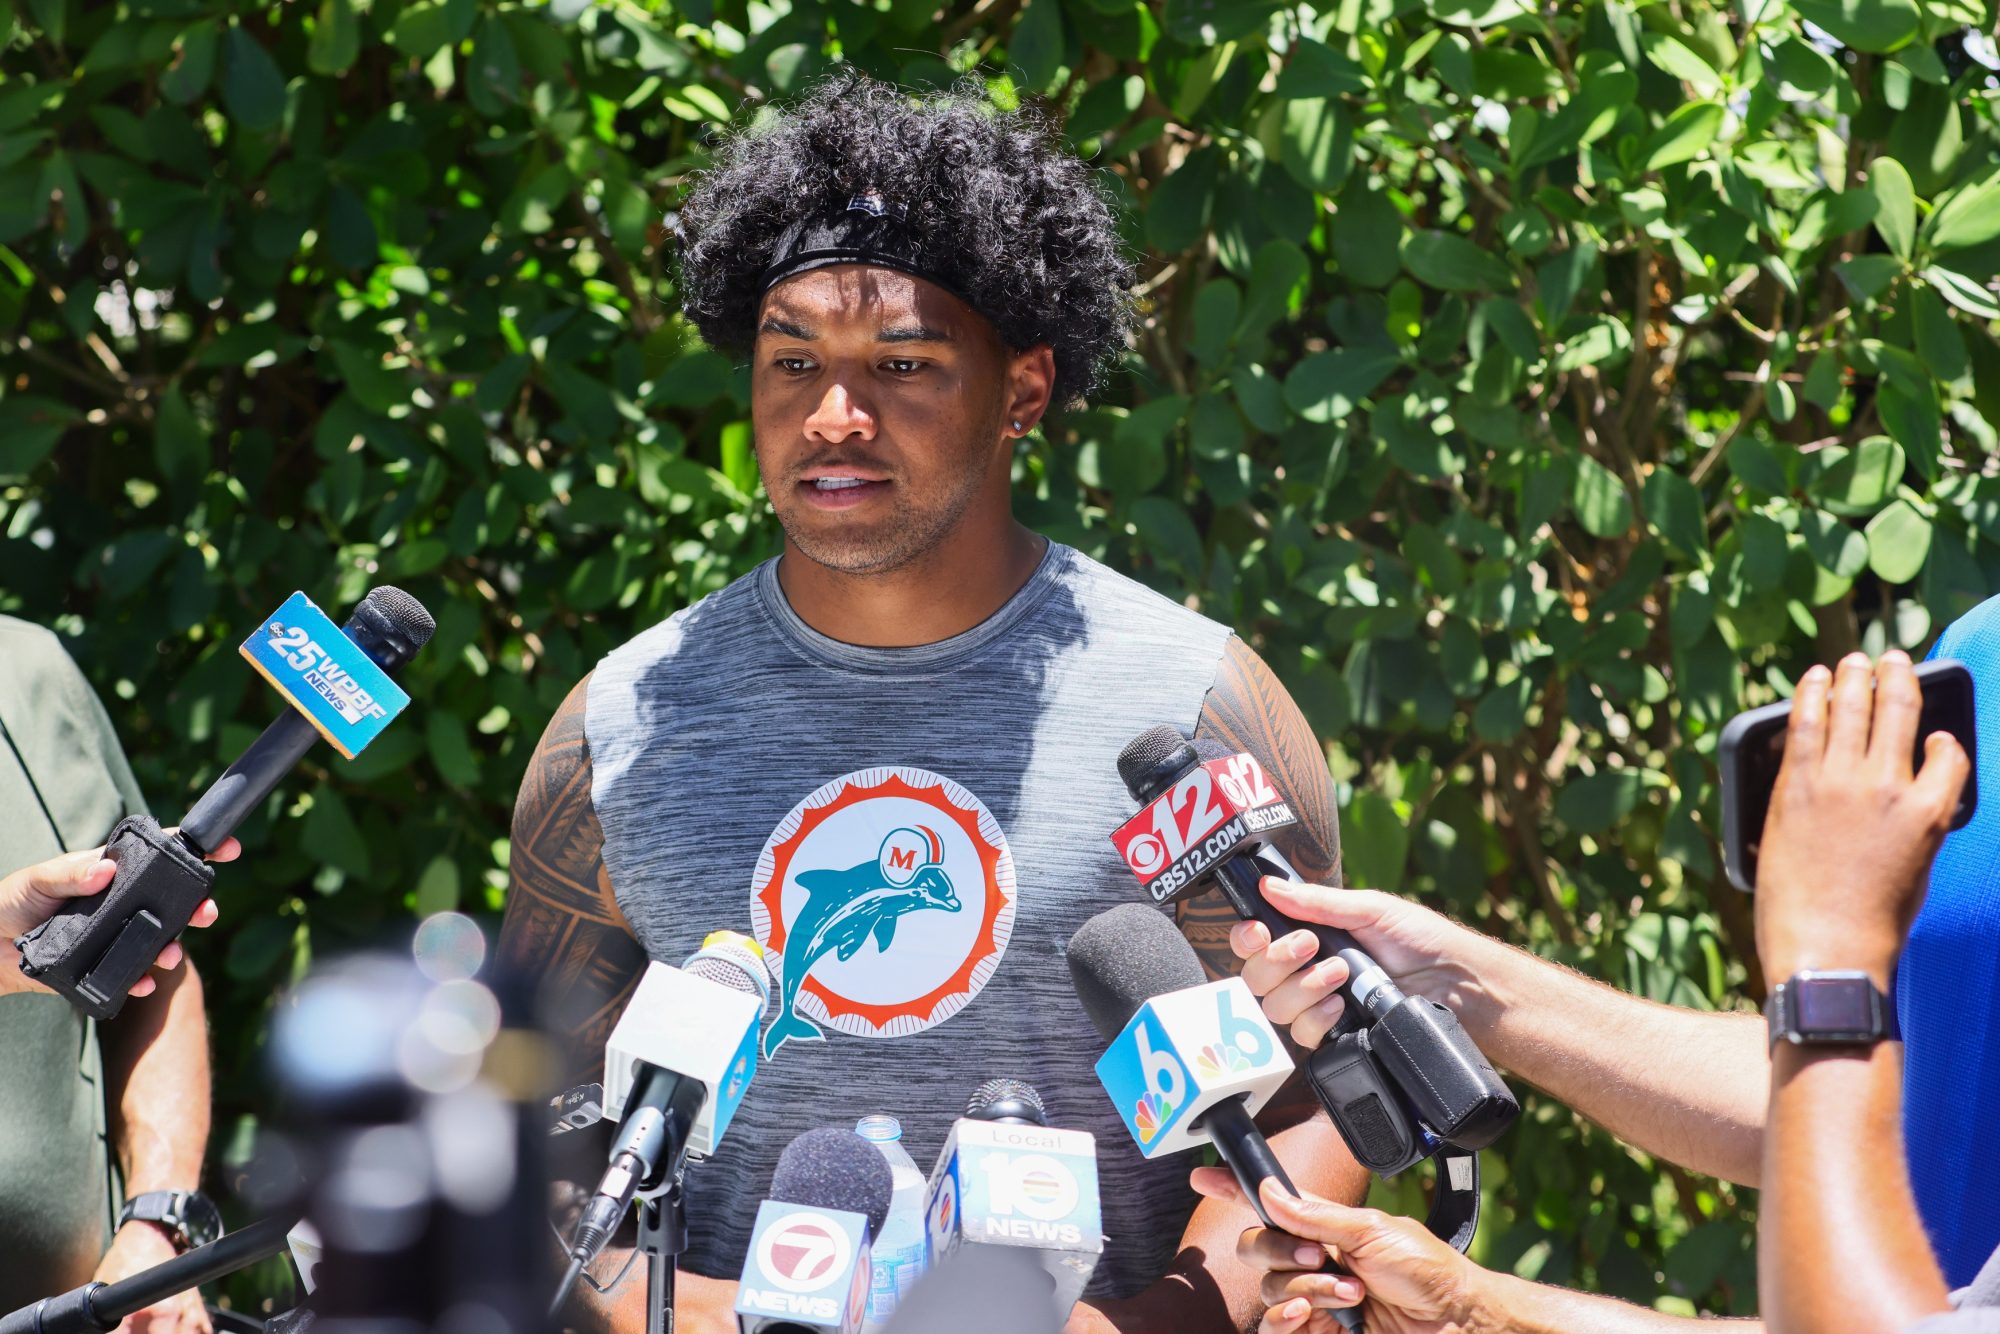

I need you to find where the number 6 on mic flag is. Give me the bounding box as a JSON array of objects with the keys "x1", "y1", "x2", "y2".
[{"x1": 1094, "y1": 978, "x2": 1289, "y2": 1156}]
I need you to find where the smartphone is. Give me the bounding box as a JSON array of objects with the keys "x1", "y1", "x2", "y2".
[{"x1": 1719, "y1": 657, "x2": 1979, "y2": 893}]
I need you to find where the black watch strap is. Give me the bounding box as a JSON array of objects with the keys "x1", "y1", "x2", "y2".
[{"x1": 118, "y1": 1190, "x2": 224, "y2": 1252}]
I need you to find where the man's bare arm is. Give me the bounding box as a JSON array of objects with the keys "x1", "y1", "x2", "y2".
[{"x1": 497, "y1": 675, "x2": 649, "y2": 1073}]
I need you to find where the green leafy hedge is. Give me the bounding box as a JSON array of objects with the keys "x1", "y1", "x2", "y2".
[{"x1": 6, "y1": 0, "x2": 1999, "y2": 1314}]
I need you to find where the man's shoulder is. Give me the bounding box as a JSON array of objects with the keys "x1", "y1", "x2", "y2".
[
  {"x1": 0, "y1": 616, "x2": 84, "y2": 686},
  {"x1": 1052, "y1": 543, "x2": 1234, "y2": 642},
  {"x1": 1936, "y1": 593, "x2": 2000, "y2": 667},
  {"x1": 596, "y1": 563, "x2": 771, "y2": 676}
]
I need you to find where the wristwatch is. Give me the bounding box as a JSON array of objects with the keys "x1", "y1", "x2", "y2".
[
  {"x1": 118, "y1": 1190, "x2": 224, "y2": 1252},
  {"x1": 1766, "y1": 970, "x2": 1900, "y2": 1050}
]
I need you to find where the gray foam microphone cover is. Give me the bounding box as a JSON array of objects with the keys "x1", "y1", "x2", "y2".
[
  {"x1": 1066, "y1": 902, "x2": 1207, "y2": 1042},
  {"x1": 769, "y1": 1126, "x2": 895, "y2": 1239}
]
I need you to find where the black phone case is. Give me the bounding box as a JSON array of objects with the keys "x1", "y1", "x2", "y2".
[
  {"x1": 13, "y1": 814, "x2": 214, "y2": 1020},
  {"x1": 1720, "y1": 658, "x2": 1979, "y2": 893}
]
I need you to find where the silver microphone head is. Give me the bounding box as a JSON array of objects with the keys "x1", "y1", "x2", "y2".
[
  {"x1": 682, "y1": 930, "x2": 773, "y2": 1017},
  {"x1": 966, "y1": 1078, "x2": 1048, "y2": 1127}
]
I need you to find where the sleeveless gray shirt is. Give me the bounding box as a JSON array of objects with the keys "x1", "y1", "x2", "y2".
[{"x1": 587, "y1": 542, "x2": 1235, "y2": 1298}]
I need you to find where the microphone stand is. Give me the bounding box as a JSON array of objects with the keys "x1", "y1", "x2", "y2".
[
  {"x1": 636, "y1": 1176, "x2": 687, "y2": 1334},
  {"x1": 0, "y1": 1212, "x2": 300, "y2": 1334}
]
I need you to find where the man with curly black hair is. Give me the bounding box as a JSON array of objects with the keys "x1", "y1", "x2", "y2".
[{"x1": 504, "y1": 73, "x2": 1367, "y2": 1332}]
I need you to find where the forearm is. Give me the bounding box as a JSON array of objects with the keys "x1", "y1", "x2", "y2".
[
  {"x1": 1761, "y1": 1040, "x2": 1949, "y2": 1334},
  {"x1": 1078, "y1": 1113, "x2": 1371, "y2": 1333},
  {"x1": 100, "y1": 959, "x2": 210, "y2": 1195},
  {"x1": 1478, "y1": 1271, "x2": 1761, "y2": 1332},
  {"x1": 1461, "y1": 935, "x2": 1767, "y2": 1186}
]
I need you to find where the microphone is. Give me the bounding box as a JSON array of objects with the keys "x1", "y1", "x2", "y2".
[
  {"x1": 1068, "y1": 903, "x2": 1364, "y2": 1332},
  {"x1": 556, "y1": 932, "x2": 772, "y2": 1301},
  {"x1": 14, "y1": 587, "x2": 434, "y2": 1019},
  {"x1": 736, "y1": 1128, "x2": 895, "y2": 1334},
  {"x1": 1111, "y1": 727, "x2": 1517, "y2": 1171},
  {"x1": 924, "y1": 1079, "x2": 1102, "y2": 1320},
  {"x1": 965, "y1": 1078, "x2": 1048, "y2": 1127}
]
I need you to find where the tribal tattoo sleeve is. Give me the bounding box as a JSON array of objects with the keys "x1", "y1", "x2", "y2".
[
  {"x1": 1183, "y1": 636, "x2": 1345, "y2": 981},
  {"x1": 495, "y1": 674, "x2": 649, "y2": 1083}
]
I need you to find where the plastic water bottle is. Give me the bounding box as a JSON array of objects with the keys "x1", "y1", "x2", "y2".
[{"x1": 856, "y1": 1114, "x2": 928, "y2": 1329}]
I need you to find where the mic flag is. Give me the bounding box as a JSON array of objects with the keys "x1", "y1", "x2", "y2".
[
  {"x1": 736, "y1": 1202, "x2": 873, "y2": 1333},
  {"x1": 1109, "y1": 738, "x2": 1297, "y2": 903},
  {"x1": 923, "y1": 1112, "x2": 1102, "y2": 1318},
  {"x1": 239, "y1": 591, "x2": 412, "y2": 759}
]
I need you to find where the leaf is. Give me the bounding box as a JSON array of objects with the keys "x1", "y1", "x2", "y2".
[
  {"x1": 1836, "y1": 254, "x2": 1903, "y2": 302},
  {"x1": 1644, "y1": 469, "x2": 1707, "y2": 558},
  {"x1": 1333, "y1": 181, "x2": 1403, "y2": 289},
  {"x1": 1274, "y1": 40, "x2": 1366, "y2": 98},
  {"x1": 1865, "y1": 157, "x2": 1916, "y2": 260},
  {"x1": 1926, "y1": 173, "x2": 2000, "y2": 254},
  {"x1": 153, "y1": 388, "x2": 207, "y2": 482},
  {"x1": 1865, "y1": 499, "x2": 1931, "y2": 583},
  {"x1": 1794, "y1": 0, "x2": 1919, "y2": 52},
  {"x1": 1573, "y1": 455, "x2": 1633, "y2": 539},
  {"x1": 1552, "y1": 318, "x2": 1632, "y2": 372},
  {"x1": 1147, "y1": 145, "x2": 1219, "y2": 254},
  {"x1": 1925, "y1": 266, "x2": 2000, "y2": 321},
  {"x1": 161, "y1": 21, "x2": 218, "y2": 104},
  {"x1": 1279, "y1": 98, "x2": 1352, "y2": 195},
  {"x1": 1809, "y1": 435, "x2": 1903, "y2": 515},
  {"x1": 1643, "y1": 34, "x2": 1723, "y2": 96},
  {"x1": 1401, "y1": 229, "x2": 1514, "y2": 293},
  {"x1": 1283, "y1": 345, "x2": 1400, "y2": 422},
  {"x1": 388, "y1": 0, "x2": 477, "y2": 60},
  {"x1": 1644, "y1": 101, "x2": 1724, "y2": 172},
  {"x1": 223, "y1": 28, "x2": 287, "y2": 132},
  {"x1": 1555, "y1": 769, "x2": 1647, "y2": 836},
  {"x1": 1339, "y1": 790, "x2": 1408, "y2": 889},
  {"x1": 308, "y1": 0, "x2": 360, "y2": 76},
  {"x1": 1010, "y1": 0, "x2": 1064, "y2": 91},
  {"x1": 0, "y1": 394, "x2": 76, "y2": 476},
  {"x1": 1876, "y1": 379, "x2": 1942, "y2": 479},
  {"x1": 1912, "y1": 285, "x2": 1968, "y2": 382}
]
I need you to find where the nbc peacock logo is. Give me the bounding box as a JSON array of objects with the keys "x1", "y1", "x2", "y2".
[
  {"x1": 1194, "y1": 1042, "x2": 1251, "y2": 1080},
  {"x1": 1133, "y1": 1090, "x2": 1175, "y2": 1143}
]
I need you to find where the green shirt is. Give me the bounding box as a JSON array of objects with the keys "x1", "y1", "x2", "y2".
[{"x1": 0, "y1": 617, "x2": 148, "y2": 1305}]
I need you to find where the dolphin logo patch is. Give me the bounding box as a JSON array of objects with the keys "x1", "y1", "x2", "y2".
[{"x1": 750, "y1": 768, "x2": 1016, "y2": 1058}]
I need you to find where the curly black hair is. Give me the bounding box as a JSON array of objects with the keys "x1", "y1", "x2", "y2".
[{"x1": 677, "y1": 72, "x2": 1135, "y2": 409}]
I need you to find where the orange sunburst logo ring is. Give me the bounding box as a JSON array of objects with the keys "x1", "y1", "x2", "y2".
[{"x1": 751, "y1": 767, "x2": 1015, "y2": 1036}]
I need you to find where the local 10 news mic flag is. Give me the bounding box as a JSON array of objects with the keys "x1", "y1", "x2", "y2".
[
  {"x1": 15, "y1": 587, "x2": 434, "y2": 1019},
  {"x1": 1068, "y1": 902, "x2": 1366, "y2": 1334},
  {"x1": 735, "y1": 1128, "x2": 895, "y2": 1334},
  {"x1": 923, "y1": 1079, "x2": 1103, "y2": 1320},
  {"x1": 553, "y1": 930, "x2": 773, "y2": 1305}
]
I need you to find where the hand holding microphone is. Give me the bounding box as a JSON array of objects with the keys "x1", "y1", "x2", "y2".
[
  {"x1": 0, "y1": 838, "x2": 236, "y2": 998},
  {"x1": 14, "y1": 587, "x2": 434, "y2": 1018}
]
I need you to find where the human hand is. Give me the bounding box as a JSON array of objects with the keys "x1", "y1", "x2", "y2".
[
  {"x1": 0, "y1": 835, "x2": 236, "y2": 997},
  {"x1": 94, "y1": 1224, "x2": 214, "y2": 1334},
  {"x1": 1229, "y1": 879, "x2": 1501, "y2": 1048},
  {"x1": 1190, "y1": 1169, "x2": 1496, "y2": 1334},
  {"x1": 1755, "y1": 651, "x2": 1970, "y2": 982}
]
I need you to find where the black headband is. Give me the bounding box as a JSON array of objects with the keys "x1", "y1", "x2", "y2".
[{"x1": 757, "y1": 191, "x2": 969, "y2": 305}]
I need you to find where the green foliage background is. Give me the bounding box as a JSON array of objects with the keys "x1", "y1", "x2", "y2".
[{"x1": 5, "y1": 0, "x2": 2000, "y2": 1314}]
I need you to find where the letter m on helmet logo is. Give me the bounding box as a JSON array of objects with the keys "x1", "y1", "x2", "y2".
[{"x1": 887, "y1": 846, "x2": 918, "y2": 873}]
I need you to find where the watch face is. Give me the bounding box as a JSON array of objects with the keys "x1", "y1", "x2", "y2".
[
  {"x1": 182, "y1": 1193, "x2": 223, "y2": 1247},
  {"x1": 1796, "y1": 978, "x2": 1876, "y2": 1033}
]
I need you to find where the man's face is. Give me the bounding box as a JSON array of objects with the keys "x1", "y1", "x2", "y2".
[{"x1": 751, "y1": 265, "x2": 1016, "y2": 576}]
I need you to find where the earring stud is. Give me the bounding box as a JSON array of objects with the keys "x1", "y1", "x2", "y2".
[{"x1": 1011, "y1": 419, "x2": 1025, "y2": 432}]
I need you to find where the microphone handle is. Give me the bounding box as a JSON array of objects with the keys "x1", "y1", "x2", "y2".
[
  {"x1": 177, "y1": 710, "x2": 320, "y2": 856},
  {"x1": 1198, "y1": 1097, "x2": 1365, "y2": 1334},
  {"x1": 0, "y1": 1212, "x2": 299, "y2": 1334},
  {"x1": 1212, "y1": 849, "x2": 1401, "y2": 1025}
]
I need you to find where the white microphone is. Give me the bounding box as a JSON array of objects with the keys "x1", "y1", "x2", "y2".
[
  {"x1": 736, "y1": 1127, "x2": 895, "y2": 1333},
  {"x1": 923, "y1": 1080, "x2": 1103, "y2": 1321},
  {"x1": 553, "y1": 931, "x2": 772, "y2": 1309}
]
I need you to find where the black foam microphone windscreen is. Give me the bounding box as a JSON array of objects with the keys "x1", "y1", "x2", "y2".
[
  {"x1": 769, "y1": 1126, "x2": 896, "y2": 1240},
  {"x1": 1065, "y1": 902, "x2": 1208, "y2": 1042},
  {"x1": 1116, "y1": 725, "x2": 1199, "y2": 804}
]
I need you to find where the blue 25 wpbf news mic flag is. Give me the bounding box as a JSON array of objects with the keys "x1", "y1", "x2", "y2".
[{"x1": 239, "y1": 591, "x2": 410, "y2": 759}]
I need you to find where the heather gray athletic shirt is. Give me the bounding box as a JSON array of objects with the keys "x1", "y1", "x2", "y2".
[{"x1": 588, "y1": 542, "x2": 1236, "y2": 1298}]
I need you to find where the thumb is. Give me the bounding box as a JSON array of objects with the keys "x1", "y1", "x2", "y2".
[
  {"x1": 26, "y1": 849, "x2": 116, "y2": 900},
  {"x1": 1257, "y1": 1178, "x2": 1376, "y2": 1252},
  {"x1": 1915, "y1": 732, "x2": 1972, "y2": 824}
]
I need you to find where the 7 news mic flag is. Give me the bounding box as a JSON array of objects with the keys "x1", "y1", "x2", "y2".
[
  {"x1": 736, "y1": 1128, "x2": 895, "y2": 1334},
  {"x1": 15, "y1": 587, "x2": 433, "y2": 1019}
]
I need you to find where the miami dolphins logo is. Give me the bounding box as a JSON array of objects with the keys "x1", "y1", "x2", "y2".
[{"x1": 751, "y1": 767, "x2": 1015, "y2": 1058}]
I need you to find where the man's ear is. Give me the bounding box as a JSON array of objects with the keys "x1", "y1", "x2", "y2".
[{"x1": 1003, "y1": 345, "x2": 1057, "y2": 436}]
